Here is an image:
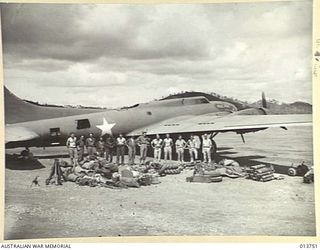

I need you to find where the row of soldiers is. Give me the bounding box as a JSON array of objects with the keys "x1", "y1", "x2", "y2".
[{"x1": 66, "y1": 132, "x2": 216, "y2": 166}]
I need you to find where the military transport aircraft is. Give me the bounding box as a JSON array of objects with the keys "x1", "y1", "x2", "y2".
[{"x1": 4, "y1": 86, "x2": 312, "y2": 158}]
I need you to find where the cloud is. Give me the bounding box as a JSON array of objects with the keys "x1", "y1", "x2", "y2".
[{"x1": 1, "y1": 1, "x2": 313, "y2": 107}]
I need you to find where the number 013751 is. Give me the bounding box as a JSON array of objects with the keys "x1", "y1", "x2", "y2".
[{"x1": 300, "y1": 244, "x2": 318, "y2": 248}]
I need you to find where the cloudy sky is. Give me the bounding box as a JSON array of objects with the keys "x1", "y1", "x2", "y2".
[{"x1": 1, "y1": 1, "x2": 313, "y2": 108}]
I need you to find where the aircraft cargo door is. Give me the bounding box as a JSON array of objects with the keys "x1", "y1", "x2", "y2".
[{"x1": 49, "y1": 127, "x2": 61, "y2": 145}]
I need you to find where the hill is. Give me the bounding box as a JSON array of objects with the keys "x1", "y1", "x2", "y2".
[{"x1": 250, "y1": 100, "x2": 312, "y2": 114}]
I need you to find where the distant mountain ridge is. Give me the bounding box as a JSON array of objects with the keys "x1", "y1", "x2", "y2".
[{"x1": 250, "y1": 99, "x2": 312, "y2": 114}]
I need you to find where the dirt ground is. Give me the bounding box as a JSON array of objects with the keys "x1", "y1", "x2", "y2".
[{"x1": 4, "y1": 127, "x2": 315, "y2": 239}]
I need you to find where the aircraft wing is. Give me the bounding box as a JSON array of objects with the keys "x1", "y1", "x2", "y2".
[
  {"x1": 5, "y1": 126, "x2": 40, "y2": 143},
  {"x1": 127, "y1": 114, "x2": 312, "y2": 136}
]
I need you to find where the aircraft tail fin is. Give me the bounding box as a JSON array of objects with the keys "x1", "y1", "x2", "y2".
[
  {"x1": 4, "y1": 86, "x2": 101, "y2": 124},
  {"x1": 4, "y1": 86, "x2": 41, "y2": 124}
]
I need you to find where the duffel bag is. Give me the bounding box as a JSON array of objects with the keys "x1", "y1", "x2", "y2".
[
  {"x1": 65, "y1": 173, "x2": 80, "y2": 182},
  {"x1": 192, "y1": 175, "x2": 212, "y2": 183},
  {"x1": 203, "y1": 170, "x2": 221, "y2": 177},
  {"x1": 120, "y1": 177, "x2": 140, "y2": 188}
]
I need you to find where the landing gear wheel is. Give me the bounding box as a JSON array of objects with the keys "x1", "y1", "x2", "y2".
[{"x1": 210, "y1": 140, "x2": 217, "y2": 161}]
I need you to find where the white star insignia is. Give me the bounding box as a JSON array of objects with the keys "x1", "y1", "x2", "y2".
[{"x1": 96, "y1": 118, "x2": 116, "y2": 136}]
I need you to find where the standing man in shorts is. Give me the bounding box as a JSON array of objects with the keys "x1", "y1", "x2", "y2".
[
  {"x1": 187, "y1": 134, "x2": 198, "y2": 163},
  {"x1": 116, "y1": 133, "x2": 126, "y2": 165},
  {"x1": 151, "y1": 134, "x2": 163, "y2": 163},
  {"x1": 202, "y1": 133, "x2": 212, "y2": 163},
  {"x1": 163, "y1": 133, "x2": 173, "y2": 161},
  {"x1": 66, "y1": 132, "x2": 77, "y2": 168},
  {"x1": 175, "y1": 135, "x2": 187, "y2": 163}
]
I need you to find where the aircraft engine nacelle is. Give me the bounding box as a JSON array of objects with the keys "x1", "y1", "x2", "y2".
[{"x1": 234, "y1": 107, "x2": 268, "y2": 115}]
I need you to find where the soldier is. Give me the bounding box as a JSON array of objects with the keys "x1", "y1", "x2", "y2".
[
  {"x1": 151, "y1": 134, "x2": 163, "y2": 163},
  {"x1": 136, "y1": 132, "x2": 150, "y2": 165},
  {"x1": 175, "y1": 135, "x2": 187, "y2": 163},
  {"x1": 96, "y1": 137, "x2": 105, "y2": 157},
  {"x1": 105, "y1": 135, "x2": 115, "y2": 163},
  {"x1": 163, "y1": 133, "x2": 173, "y2": 161},
  {"x1": 202, "y1": 133, "x2": 212, "y2": 163},
  {"x1": 76, "y1": 135, "x2": 85, "y2": 162},
  {"x1": 116, "y1": 133, "x2": 126, "y2": 165},
  {"x1": 126, "y1": 136, "x2": 136, "y2": 165},
  {"x1": 187, "y1": 134, "x2": 198, "y2": 163},
  {"x1": 66, "y1": 132, "x2": 77, "y2": 167},
  {"x1": 86, "y1": 133, "x2": 96, "y2": 156}
]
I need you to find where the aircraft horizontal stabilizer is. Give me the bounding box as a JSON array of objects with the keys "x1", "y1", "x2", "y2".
[{"x1": 5, "y1": 126, "x2": 40, "y2": 144}]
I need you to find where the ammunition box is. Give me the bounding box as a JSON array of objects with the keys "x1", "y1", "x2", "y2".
[{"x1": 250, "y1": 164, "x2": 266, "y2": 170}]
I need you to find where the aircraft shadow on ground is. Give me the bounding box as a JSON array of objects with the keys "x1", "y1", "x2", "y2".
[
  {"x1": 217, "y1": 147, "x2": 234, "y2": 151},
  {"x1": 216, "y1": 151, "x2": 238, "y2": 156},
  {"x1": 36, "y1": 154, "x2": 69, "y2": 159},
  {"x1": 5, "y1": 155, "x2": 46, "y2": 170}
]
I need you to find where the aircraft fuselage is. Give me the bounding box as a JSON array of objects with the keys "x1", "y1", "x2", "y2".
[{"x1": 6, "y1": 99, "x2": 236, "y2": 148}]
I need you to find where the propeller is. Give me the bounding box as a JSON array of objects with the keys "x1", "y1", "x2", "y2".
[{"x1": 262, "y1": 92, "x2": 267, "y2": 109}]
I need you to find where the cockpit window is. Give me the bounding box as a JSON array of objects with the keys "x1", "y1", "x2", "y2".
[
  {"x1": 198, "y1": 98, "x2": 210, "y2": 104},
  {"x1": 215, "y1": 103, "x2": 237, "y2": 112},
  {"x1": 183, "y1": 97, "x2": 210, "y2": 105}
]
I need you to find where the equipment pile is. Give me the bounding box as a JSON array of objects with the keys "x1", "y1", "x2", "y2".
[
  {"x1": 45, "y1": 156, "x2": 294, "y2": 188},
  {"x1": 46, "y1": 156, "x2": 186, "y2": 189},
  {"x1": 186, "y1": 159, "x2": 246, "y2": 183},
  {"x1": 245, "y1": 164, "x2": 275, "y2": 182}
]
